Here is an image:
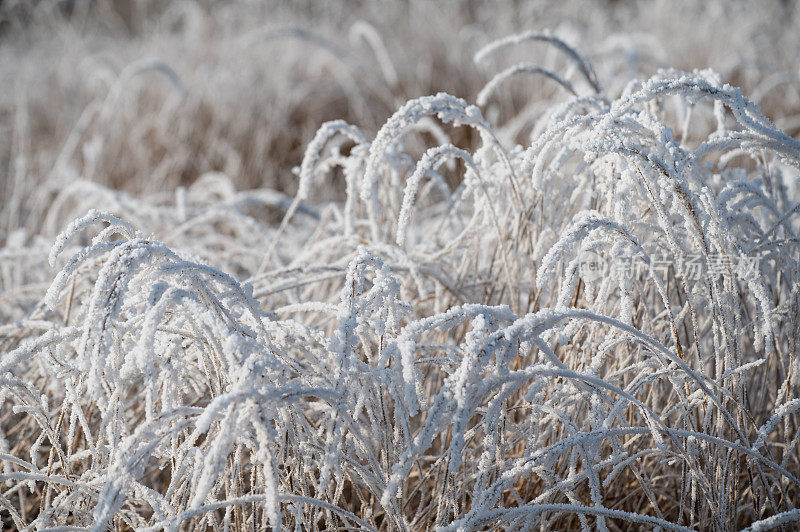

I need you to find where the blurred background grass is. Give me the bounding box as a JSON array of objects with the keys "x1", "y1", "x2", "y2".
[{"x1": 1, "y1": 0, "x2": 798, "y2": 235}]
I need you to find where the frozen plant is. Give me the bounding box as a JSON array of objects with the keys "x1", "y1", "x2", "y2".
[{"x1": 1, "y1": 4, "x2": 800, "y2": 531}]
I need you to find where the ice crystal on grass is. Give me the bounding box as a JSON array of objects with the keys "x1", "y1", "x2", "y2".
[{"x1": 2, "y1": 9, "x2": 800, "y2": 531}]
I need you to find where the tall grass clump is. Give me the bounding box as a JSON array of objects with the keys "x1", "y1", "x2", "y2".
[{"x1": 1, "y1": 2, "x2": 800, "y2": 530}]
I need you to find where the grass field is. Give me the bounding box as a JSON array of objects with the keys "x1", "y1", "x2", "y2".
[{"x1": 1, "y1": 1, "x2": 799, "y2": 530}]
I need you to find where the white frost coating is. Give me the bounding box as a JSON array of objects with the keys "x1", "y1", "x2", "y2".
[
  {"x1": 395, "y1": 144, "x2": 474, "y2": 247},
  {"x1": 477, "y1": 62, "x2": 578, "y2": 106},
  {"x1": 361, "y1": 92, "x2": 507, "y2": 241},
  {"x1": 2, "y1": 22, "x2": 800, "y2": 532},
  {"x1": 474, "y1": 29, "x2": 602, "y2": 94},
  {"x1": 48, "y1": 209, "x2": 134, "y2": 267}
]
